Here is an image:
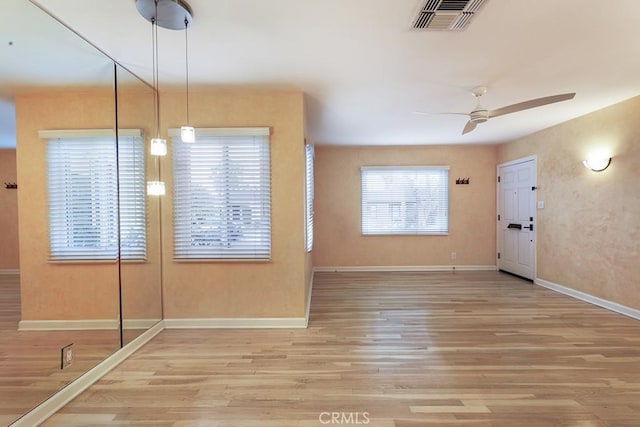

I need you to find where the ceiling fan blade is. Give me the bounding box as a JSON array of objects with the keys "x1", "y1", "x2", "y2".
[
  {"x1": 488, "y1": 93, "x2": 576, "y2": 118},
  {"x1": 412, "y1": 111, "x2": 469, "y2": 116},
  {"x1": 462, "y1": 121, "x2": 477, "y2": 135}
]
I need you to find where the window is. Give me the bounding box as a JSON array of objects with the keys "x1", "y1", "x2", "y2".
[
  {"x1": 44, "y1": 130, "x2": 146, "y2": 261},
  {"x1": 171, "y1": 128, "x2": 271, "y2": 260},
  {"x1": 361, "y1": 166, "x2": 448, "y2": 235},
  {"x1": 305, "y1": 144, "x2": 314, "y2": 252}
]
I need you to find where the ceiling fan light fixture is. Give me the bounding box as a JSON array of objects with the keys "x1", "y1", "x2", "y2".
[{"x1": 469, "y1": 110, "x2": 489, "y2": 123}]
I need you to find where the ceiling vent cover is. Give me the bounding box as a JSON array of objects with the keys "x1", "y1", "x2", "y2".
[{"x1": 412, "y1": 0, "x2": 487, "y2": 31}]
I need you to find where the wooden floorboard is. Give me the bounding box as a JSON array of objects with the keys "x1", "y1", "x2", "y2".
[
  {"x1": 0, "y1": 274, "x2": 122, "y2": 426},
  {"x1": 44, "y1": 271, "x2": 640, "y2": 426}
]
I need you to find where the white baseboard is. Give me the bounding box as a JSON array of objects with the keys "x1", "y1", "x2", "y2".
[
  {"x1": 305, "y1": 270, "x2": 314, "y2": 327},
  {"x1": 535, "y1": 278, "x2": 640, "y2": 321},
  {"x1": 0, "y1": 268, "x2": 19, "y2": 275},
  {"x1": 164, "y1": 317, "x2": 308, "y2": 329},
  {"x1": 10, "y1": 321, "x2": 164, "y2": 427},
  {"x1": 122, "y1": 318, "x2": 162, "y2": 330},
  {"x1": 313, "y1": 265, "x2": 497, "y2": 273},
  {"x1": 18, "y1": 319, "x2": 119, "y2": 331},
  {"x1": 18, "y1": 318, "x2": 162, "y2": 331}
]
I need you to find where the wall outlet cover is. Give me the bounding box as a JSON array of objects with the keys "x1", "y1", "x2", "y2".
[{"x1": 61, "y1": 343, "x2": 74, "y2": 369}]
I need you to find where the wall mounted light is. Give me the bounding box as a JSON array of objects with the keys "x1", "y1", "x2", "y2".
[{"x1": 583, "y1": 157, "x2": 611, "y2": 172}]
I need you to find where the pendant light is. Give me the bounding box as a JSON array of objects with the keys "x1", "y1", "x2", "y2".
[
  {"x1": 180, "y1": 16, "x2": 195, "y2": 143},
  {"x1": 136, "y1": 0, "x2": 194, "y2": 195},
  {"x1": 147, "y1": 0, "x2": 166, "y2": 195}
]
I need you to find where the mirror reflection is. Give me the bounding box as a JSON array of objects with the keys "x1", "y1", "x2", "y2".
[
  {"x1": 116, "y1": 64, "x2": 162, "y2": 346},
  {"x1": 0, "y1": 1, "x2": 162, "y2": 424}
]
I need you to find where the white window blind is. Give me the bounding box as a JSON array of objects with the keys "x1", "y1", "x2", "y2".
[
  {"x1": 171, "y1": 128, "x2": 271, "y2": 260},
  {"x1": 361, "y1": 166, "x2": 449, "y2": 235},
  {"x1": 45, "y1": 131, "x2": 146, "y2": 261},
  {"x1": 305, "y1": 144, "x2": 314, "y2": 252}
]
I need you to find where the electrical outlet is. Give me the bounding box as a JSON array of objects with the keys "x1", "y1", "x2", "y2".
[
  {"x1": 61, "y1": 343, "x2": 74, "y2": 369},
  {"x1": 451, "y1": 252, "x2": 457, "y2": 260}
]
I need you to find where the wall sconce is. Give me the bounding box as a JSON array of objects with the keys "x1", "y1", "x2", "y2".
[{"x1": 583, "y1": 157, "x2": 611, "y2": 172}]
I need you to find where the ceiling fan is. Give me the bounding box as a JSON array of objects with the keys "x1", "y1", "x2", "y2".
[{"x1": 417, "y1": 87, "x2": 576, "y2": 135}]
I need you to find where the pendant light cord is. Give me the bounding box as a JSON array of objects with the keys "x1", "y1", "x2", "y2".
[
  {"x1": 184, "y1": 17, "x2": 190, "y2": 126},
  {"x1": 154, "y1": 1, "x2": 161, "y2": 138},
  {"x1": 151, "y1": 16, "x2": 158, "y2": 138}
]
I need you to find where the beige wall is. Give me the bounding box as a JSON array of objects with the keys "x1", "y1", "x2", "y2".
[
  {"x1": 0, "y1": 149, "x2": 19, "y2": 270},
  {"x1": 15, "y1": 90, "x2": 120, "y2": 320},
  {"x1": 159, "y1": 89, "x2": 308, "y2": 319},
  {"x1": 313, "y1": 145, "x2": 497, "y2": 267},
  {"x1": 498, "y1": 95, "x2": 640, "y2": 310}
]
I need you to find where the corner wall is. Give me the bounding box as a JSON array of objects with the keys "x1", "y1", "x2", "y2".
[
  {"x1": 159, "y1": 89, "x2": 308, "y2": 319},
  {"x1": 498, "y1": 95, "x2": 640, "y2": 310}
]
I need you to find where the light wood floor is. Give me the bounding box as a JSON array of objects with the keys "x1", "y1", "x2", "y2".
[
  {"x1": 44, "y1": 271, "x2": 640, "y2": 426},
  {"x1": 0, "y1": 274, "x2": 121, "y2": 426}
]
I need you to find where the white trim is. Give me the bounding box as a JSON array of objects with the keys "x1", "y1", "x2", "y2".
[
  {"x1": 536, "y1": 278, "x2": 640, "y2": 321},
  {"x1": 164, "y1": 317, "x2": 308, "y2": 329},
  {"x1": 305, "y1": 270, "x2": 314, "y2": 327},
  {"x1": 497, "y1": 154, "x2": 538, "y2": 168},
  {"x1": 0, "y1": 269, "x2": 19, "y2": 275},
  {"x1": 122, "y1": 318, "x2": 162, "y2": 330},
  {"x1": 312, "y1": 265, "x2": 497, "y2": 273},
  {"x1": 168, "y1": 127, "x2": 270, "y2": 137},
  {"x1": 18, "y1": 319, "x2": 119, "y2": 331},
  {"x1": 38, "y1": 129, "x2": 142, "y2": 139},
  {"x1": 10, "y1": 321, "x2": 164, "y2": 427}
]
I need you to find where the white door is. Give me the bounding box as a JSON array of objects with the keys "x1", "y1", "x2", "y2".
[{"x1": 498, "y1": 158, "x2": 536, "y2": 280}]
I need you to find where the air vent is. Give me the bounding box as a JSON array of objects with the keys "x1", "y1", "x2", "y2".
[{"x1": 411, "y1": 0, "x2": 488, "y2": 31}]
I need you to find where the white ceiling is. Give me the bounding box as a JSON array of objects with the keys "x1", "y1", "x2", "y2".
[{"x1": 5, "y1": 0, "x2": 640, "y2": 147}]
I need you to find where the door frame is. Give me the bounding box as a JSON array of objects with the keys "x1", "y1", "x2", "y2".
[{"x1": 496, "y1": 155, "x2": 538, "y2": 279}]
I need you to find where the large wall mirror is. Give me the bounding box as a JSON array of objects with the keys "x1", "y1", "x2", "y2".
[
  {"x1": 115, "y1": 64, "x2": 163, "y2": 346},
  {"x1": 0, "y1": 1, "x2": 161, "y2": 424}
]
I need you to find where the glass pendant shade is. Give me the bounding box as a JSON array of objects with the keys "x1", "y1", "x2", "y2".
[
  {"x1": 147, "y1": 180, "x2": 166, "y2": 196},
  {"x1": 181, "y1": 125, "x2": 195, "y2": 143},
  {"x1": 150, "y1": 137, "x2": 167, "y2": 156}
]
